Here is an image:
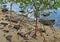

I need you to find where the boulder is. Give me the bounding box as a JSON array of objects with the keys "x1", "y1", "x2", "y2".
[{"x1": 39, "y1": 19, "x2": 55, "y2": 26}]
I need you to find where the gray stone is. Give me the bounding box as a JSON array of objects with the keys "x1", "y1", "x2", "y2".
[
  {"x1": 2, "y1": 7, "x2": 8, "y2": 12},
  {"x1": 17, "y1": 32, "x2": 28, "y2": 40},
  {"x1": 13, "y1": 25, "x2": 20, "y2": 31},
  {"x1": 0, "y1": 22, "x2": 8, "y2": 27},
  {"x1": 39, "y1": 19, "x2": 55, "y2": 26},
  {"x1": 5, "y1": 15, "x2": 20, "y2": 23},
  {"x1": 40, "y1": 28, "x2": 46, "y2": 33},
  {"x1": 3, "y1": 30, "x2": 9, "y2": 33},
  {"x1": 6, "y1": 35, "x2": 12, "y2": 42}
]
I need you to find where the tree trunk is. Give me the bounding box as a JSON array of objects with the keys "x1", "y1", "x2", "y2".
[{"x1": 35, "y1": 13, "x2": 38, "y2": 37}]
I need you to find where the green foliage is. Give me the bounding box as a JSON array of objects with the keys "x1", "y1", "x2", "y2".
[
  {"x1": 0, "y1": 0, "x2": 3, "y2": 4},
  {"x1": 15, "y1": 0, "x2": 60, "y2": 16},
  {"x1": 10, "y1": 0, "x2": 14, "y2": 1}
]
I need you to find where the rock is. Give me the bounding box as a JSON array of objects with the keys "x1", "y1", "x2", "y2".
[
  {"x1": 28, "y1": 26, "x2": 33, "y2": 30},
  {"x1": 6, "y1": 18, "x2": 18, "y2": 23},
  {"x1": 17, "y1": 32, "x2": 28, "y2": 40},
  {"x1": 40, "y1": 28, "x2": 46, "y2": 33},
  {"x1": 28, "y1": 31, "x2": 37, "y2": 39},
  {"x1": 39, "y1": 19, "x2": 55, "y2": 26},
  {"x1": 0, "y1": 30, "x2": 8, "y2": 42},
  {"x1": 1, "y1": 18, "x2": 4, "y2": 20},
  {"x1": 17, "y1": 32, "x2": 25, "y2": 37},
  {"x1": 13, "y1": 25, "x2": 20, "y2": 31},
  {"x1": 11, "y1": 19, "x2": 18, "y2": 23},
  {"x1": 0, "y1": 24, "x2": 3, "y2": 26},
  {"x1": 3, "y1": 30, "x2": 9, "y2": 33},
  {"x1": 5, "y1": 17, "x2": 10, "y2": 21},
  {"x1": 25, "y1": 40, "x2": 28, "y2": 42},
  {"x1": 42, "y1": 13, "x2": 50, "y2": 17},
  {"x1": 0, "y1": 22, "x2": 8, "y2": 26},
  {"x1": 5, "y1": 16, "x2": 19, "y2": 23},
  {"x1": 2, "y1": 5, "x2": 8, "y2": 12},
  {"x1": 31, "y1": 34, "x2": 37, "y2": 39},
  {"x1": 0, "y1": 28, "x2": 4, "y2": 29},
  {"x1": 8, "y1": 25, "x2": 13, "y2": 28},
  {"x1": 5, "y1": 35, "x2": 12, "y2": 42},
  {"x1": 2, "y1": 8, "x2": 8, "y2": 12},
  {"x1": 5, "y1": 15, "x2": 9, "y2": 18}
]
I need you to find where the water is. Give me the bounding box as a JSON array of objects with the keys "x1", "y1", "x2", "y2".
[
  {"x1": 0, "y1": 2, "x2": 21, "y2": 12},
  {"x1": 0, "y1": 2, "x2": 60, "y2": 28},
  {"x1": 53, "y1": 8, "x2": 60, "y2": 28}
]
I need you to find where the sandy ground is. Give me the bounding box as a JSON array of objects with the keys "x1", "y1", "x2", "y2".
[{"x1": 0, "y1": 8, "x2": 60, "y2": 42}]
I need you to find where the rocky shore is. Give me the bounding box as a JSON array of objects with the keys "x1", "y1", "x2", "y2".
[{"x1": 0, "y1": 8, "x2": 60, "y2": 42}]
